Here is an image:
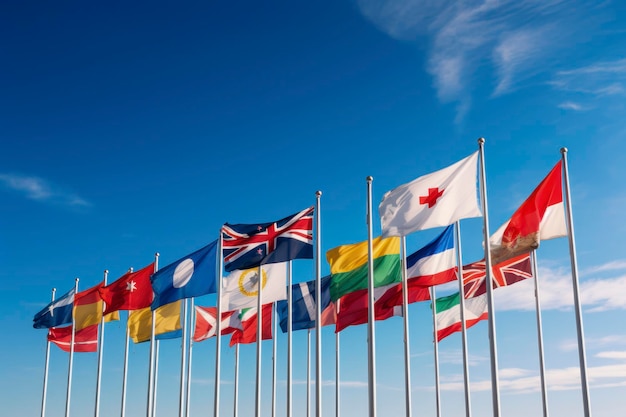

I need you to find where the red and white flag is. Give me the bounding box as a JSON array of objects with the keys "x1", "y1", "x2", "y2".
[
  {"x1": 490, "y1": 161, "x2": 566, "y2": 264},
  {"x1": 193, "y1": 306, "x2": 243, "y2": 342},
  {"x1": 48, "y1": 323, "x2": 99, "y2": 353},
  {"x1": 229, "y1": 303, "x2": 273, "y2": 346},
  {"x1": 379, "y1": 152, "x2": 481, "y2": 237}
]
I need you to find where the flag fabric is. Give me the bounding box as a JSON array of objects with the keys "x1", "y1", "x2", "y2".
[
  {"x1": 128, "y1": 301, "x2": 182, "y2": 344},
  {"x1": 276, "y1": 275, "x2": 333, "y2": 332},
  {"x1": 229, "y1": 303, "x2": 273, "y2": 346},
  {"x1": 73, "y1": 282, "x2": 119, "y2": 331},
  {"x1": 193, "y1": 306, "x2": 243, "y2": 342},
  {"x1": 405, "y1": 224, "x2": 457, "y2": 287},
  {"x1": 48, "y1": 323, "x2": 99, "y2": 353},
  {"x1": 379, "y1": 151, "x2": 481, "y2": 237},
  {"x1": 327, "y1": 236, "x2": 401, "y2": 301},
  {"x1": 151, "y1": 240, "x2": 218, "y2": 310},
  {"x1": 462, "y1": 252, "x2": 533, "y2": 298},
  {"x1": 222, "y1": 206, "x2": 314, "y2": 272},
  {"x1": 99, "y1": 263, "x2": 154, "y2": 314},
  {"x1": 222, "y1": 262, "x2": 287, "y2": 311},
  {"x1": 490, "y1": 161, "x2": 566, "y2": 264},
  {"x1": 435, "y1": 292, "x2": 488, "y2": 342},
  {"x1": 33, "y1": 288, "x2": 75, "y2": 329}
]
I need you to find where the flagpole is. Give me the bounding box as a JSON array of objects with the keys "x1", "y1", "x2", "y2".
[
  {"x1": 560, "y1": 147, "x2": 592, "y2": 417},
  {"x1": 40, "y1": 287, "x2": 56, "y2": 417},
  {"x1": 287, "y1": 261, "x2": 293, "y2": 417},
  {"x1": 153, "y1": 340, "x2": 160, "y2": 417},
  {"x1": 147, "y1": 253, "x2": 159, "y2": 417},
  {"x1": 64, "y1": 278, "x2": 79, "y2": 417},
  {"x1": 94, "y1": 270, "x2": 108, "y2": 417},
  {"x1": 315, "y1": 190, "x2": 323, "y2": 417},
  {"x1": 454, "y1": 222, "x2": 472, "y2": 417},
  {"x1": 215, "y1": 236, "x2": 224, "y2": 417},
  {"x1": 255, "y1": 264, "x2": 263, "y2": 417},
  {"x1": 366, "y1": 176, "x2": 378, "y2": 417},
  {"x1": 178, "y1": 299, "x2": 189, "y2": 417},
  {"x1": 335, "y1": 322, "x2": 340, "y2": 417},
  {"x1": 272, "y1": 304, "x2": 278, "y2": 417},
  {"x1": 531, "y1": 251, "x2": 549, "y2": 417},
  {"x1": 400, "y1": 237, "x2": 412, "y2": 417},
  {"x1": 121, "y1": 268, "x2": 133, "y2": 417},
  {"x1": 185, "y1": 298, "x2": 195, "y2": 417},
  {"x1": 431, "y1": 286, "x2": 441, "y2": 417},
  {"x1": 234, "y1": 343, "x2": 240, "y2": 417},
  {"x1": 307, "y1": 329, "x2": 311, "y2": 417}
]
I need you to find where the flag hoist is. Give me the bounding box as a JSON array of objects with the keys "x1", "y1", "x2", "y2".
[{"x1": 39, "y1": 287, "x2": 56, "y2": 417}]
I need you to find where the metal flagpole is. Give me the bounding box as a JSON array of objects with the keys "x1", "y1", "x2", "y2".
[
  {"x1": 307, "y1": 329, "x2": 311, "y2": 417},
  {"x1": 431, "y1": 287, "x2": 441, "y2": 417},
  {"x1": 366, "y1": 176, "x2": 377, "y2": 417},
  {"x1": 287, "y1": 261, "x2": 293, "y2": 417},
  {"x1": 185, "y1": 298, "x2": 195, "y2": 417},
  {"x1": 153, "y1": 340, "x2": 160, "y2": 417},
  {"x1": 178, "y1": 299, "x2": 189, "y2": 417},
  {"x1": 400, "y1": 237, "x2": 412, "y2": 417},
  {"x1": 454, "y1": 222, "x2": 472, "y2": 417},
  {"x1": 215, "y1": 235, "x2": 224, "y2": 417},
  {"x1": 531, "y1": 251, "x2": 549, "y2": 417},
  {"x1": 95, "y1": 270, "x2": 109, "y2": 417},
  {"x1": 335, "y1": 323, "x2": 340, "y2": 417},
  {"x1": 272, "y1": 304, "x2": 278, "y2": 417},
  {"x1": 65, "y1": 278, "x2": 79, "y2": 417},
  {"x1": 40, "y1": 287, "x2": 56, "y2": 417},
  {"x1": 147, "y1": 253, "x2": 159, "y2": 417},
  {"x1": 234, "y1": 343, "x2": 240, "y2": 417},
  {"x1": 560, "y1": 147, "x2": 592, "y2": 417},
  {"x1": 121, "y1": 267, "x2": 133, "y2": 417},
  {"x1": 255, "y1": 264, "x2": 263, "y2": 417},
  {"x1": 315, "y1": 190, "x2": 322, "y2": 417},
  {"x1": 478, "y1": 138, "x2": 501, "y2": 417}
]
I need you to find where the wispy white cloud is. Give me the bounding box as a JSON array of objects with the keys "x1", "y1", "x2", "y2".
[
  {"x1": 436, "y1": 348, "x2": 489, "y2": 366},
  {"x1": 558, "y1": 101, "x2": 587, "y2": 111},
  {"x1": 560, "y1": 334, "x2": 626, "y2": 352},
  {"x1": 583, "y1": 260, "x2": 626, "y2": 274},
  {"x1": 0, "y1": 173, "x2": 90, "y2": 208},
  {"x1": 596, "y1": 351, "x2": 626, "y2": 360}
]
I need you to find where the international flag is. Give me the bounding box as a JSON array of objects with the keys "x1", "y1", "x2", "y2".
[
  {"x1": 327, "y1": 236, "x2": 401, "y2": 301},
  {"x1": 193, "y1": 306, "x2": 242, "y2": 342},
  {"x1": 48, "y1": 323, "x2": 99, "y2": 353},
  {"x1": 128, "y1": 301, "x2": 182, "y2": 344},
  {"x1": 276, "y1": 276, "x2": 334, "y2": 332},
  {"x1": 151, "y1": 240, "x2": 218, "y2": 310},
  {"x1": 99, "y1": 263, "x2": 154, "y2": 314},
  {"x1": 229, "y1": 303, "x2": 273, "y2": 346},
  {"x1": 490, "y1": 161, "x2": 566, "y2": 264},
  {"x1": 435, "y1": 292, "x2": 488, "y2": 341},
  {"x1": 222, "y1": 262, "x2": 287, "y2": 312},
  {"x1": 379, "y1": 151, "x2": 481, "y2": 237},
  {"x1": 462, "y1": 252, "x2": 533, "y2": 298},
  {"x1": 33, "y1": 288, "x2": 75, "y2": 329},
  {"x1": 73, "y1": 282, "x2": 119, "y2": 331},
  {"x1": 405, "y1": 224, "x2": 457, "y2": 287},
  {"x1": 222, "y1": 206, "x2": 314, "y2": 272}
]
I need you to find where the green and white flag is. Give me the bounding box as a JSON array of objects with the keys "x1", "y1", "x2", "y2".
[{"x1": 435, "y1": 292, "x2": 488, "y2": 341}]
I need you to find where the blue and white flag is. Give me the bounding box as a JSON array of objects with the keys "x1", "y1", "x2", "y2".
[
  {"x1": 151, "y1": 240, "x2": 218, "y2": 310},
  {"x1": 406, "y1": 224, "x2": 457, "y2": 287},
  {"x1": 276, "y1": 275, "x2": 332, "y2": 332},
  {"x1": 33, "y1": 288, "x2": 75, "y2": 329}
]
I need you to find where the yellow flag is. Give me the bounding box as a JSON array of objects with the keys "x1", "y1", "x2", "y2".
[
  {"x1": 74, "y1": 300, "x2": 119, "y2": 330},
  {"x1": 128, "y1": 301, "x2": 181, "y2": 343}
]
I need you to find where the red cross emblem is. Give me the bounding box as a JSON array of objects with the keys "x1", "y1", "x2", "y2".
[{"x1": 419, "y1": 187, "x2": 444, "y2": 208}]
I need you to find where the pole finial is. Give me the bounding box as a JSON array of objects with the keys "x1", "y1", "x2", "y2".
[
  {"x1": 104, "y1": 269, "x2": 109, "y2": 274},
  {"x1": 366, "y1": 176, "x2": 373, "y2": 182},
  {"x1": 75, "y1": 277, "x2": 80, "y2": 283},
  {"x1": 560, "y1": 147, "x2": 568, "y2": 154},
  {"x1": 478, "y1": 137, "x2": 485, "y2": 144},
  {"x1": 315, "y1": 190, "x2": 322, "y2": 197},
  {"x1": 155, "y1": 252, "x2": 160, "y2": 257},
  {"x1": 53, "y1": 287, "x2": 56, "y2": 292},
  {"x1": 128, "y1": 267, "x2": 134, "y2": 273}
]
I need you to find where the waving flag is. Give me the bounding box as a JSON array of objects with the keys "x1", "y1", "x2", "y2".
[
  {"x1": 406, "y1": 224, "x2": 457, "y2": 287},
  {"x1": 99, "y1": 263, "x2": 154, "y2": 314},
  {"x1": 74, "y1": 282, "x2": 119, "y2": 331},
  {"x1": 222, "y1": 262, "x2": 287, "y2": 311},
  {"x1": 490, "y1": 161, "x2": 566, "y2": 264},
  {"x1": 276, "y1": 276, "x2": 334, "y2": 332},
  {"x1": 222, "y1": 206, "x2": 314, "y2": 272},
  {"x1": 193, "y1": 306, "x2": 242, "y2": 342},
  {"x1": 435, "y1": 292, "x2": 488, "y2": 341},
  {"x1": 33, "y1": 287, "x2": 75, "y2": 329},
  {"x1": 379, "y1": 152, "x2": 481, "y2": 237},
  {"x1": 462, "y1": 252, "x2": 533, "y2": 298},
  {"x1": 151, "y1": 240, "x2": 218, "y2": 310},
  {"x1": 48, "y1": 323, "x2": 99, "y2": 353},
  {"x1": 128, "y1": 301, "x2": 182, "y2": 344},
  {"x1": 229, "y1": 303, "x2": 273, "y2": 346}
]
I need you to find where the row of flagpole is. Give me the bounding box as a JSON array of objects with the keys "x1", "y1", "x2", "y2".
[{"x1": 37, "y1": 140, "x2": 592, "y2": 417}]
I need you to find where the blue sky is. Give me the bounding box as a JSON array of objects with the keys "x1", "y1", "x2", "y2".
[{"x1": 1, "y1": 1, "x2": 626, "y2": 416}]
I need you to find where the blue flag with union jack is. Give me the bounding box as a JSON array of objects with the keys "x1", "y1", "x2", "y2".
[{"x1": 222, "y1": 206, "x2": 314, "y2": 272}]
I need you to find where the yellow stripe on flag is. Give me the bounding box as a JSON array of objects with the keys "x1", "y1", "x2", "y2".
[
  {"x1": 74, "y1": 300, "x2": 119, "y2": 331},
  {"x1": 128, "y1": 301, "x2": 181, "y2": 344},
  {"x1": 326, "y1": 236, "x2": 399, "y2": 274}
]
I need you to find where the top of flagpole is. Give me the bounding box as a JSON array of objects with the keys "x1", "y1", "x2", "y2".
[
  {"x1": 478, "y1": 137, "x2": 485, "y2": 144},
  {"x1": 560, "y1": 147, "x2": 568, "y2": 154},
  {"x1": 316, "y1": 190, "x2": 322, "y2": 197},
  {"x1": 367, "y1": 176, "x2": 373, "y2": 182}
]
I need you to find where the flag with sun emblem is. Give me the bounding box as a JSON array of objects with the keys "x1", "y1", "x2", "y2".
[
  {"x1": 222, "y1": 262, "x2": 287, "y2": 311},
  {"x1": 151, "y1": 240, "x2": 218, "y2": 310}
]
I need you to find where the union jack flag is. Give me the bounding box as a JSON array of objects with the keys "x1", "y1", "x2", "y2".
[
  {"x1": 222, "y1": 206, "x2": 314, "y2": 272},
  {"x1": 462, "y1": 252, "x2": 532, "y2": 298}
]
